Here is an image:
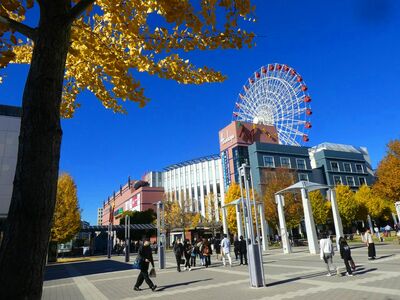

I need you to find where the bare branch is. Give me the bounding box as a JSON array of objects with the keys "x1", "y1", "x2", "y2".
[
  {"x1": 0, "y1": 15, "x2": 37, "y2": 40},
  {"x1": 67, "y1": 0, "x2": 96, "y2": 24}
]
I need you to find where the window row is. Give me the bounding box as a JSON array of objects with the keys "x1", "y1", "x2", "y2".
[
  {"x1": 263, "y1": 155, "x2": 307, "y2": 170},
  {"x1": 333, "y1": 175, "x2": 367, "y2": 186},
  {"x1": 330, "y1": 161, "x2": 364, "y2": 173}
]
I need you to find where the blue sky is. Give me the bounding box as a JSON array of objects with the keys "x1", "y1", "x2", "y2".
[{"x1": 1, "y1": 0, "x2": 399, "y2": 225}]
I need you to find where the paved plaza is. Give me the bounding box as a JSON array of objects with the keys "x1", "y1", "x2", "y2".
[{"x1": 43, "y1": 242, "x2": 400, "y2": 300}]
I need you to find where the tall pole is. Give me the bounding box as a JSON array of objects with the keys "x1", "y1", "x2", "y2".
[
  {"x1": 125, "y1": 215, "x2": 130, "y2": 262},
  {"x1": 395, "y1": 202, "x2": 400, "y2": 225},
  {"x1": 235, "y1": 203, "x2": 244, "y2": 238},
  {"x1": 329, "y1": 189, "x2": 343, "y2": 250},
  {"x1": 239, "y1": 164, "x2": 265, "y2": 288},
  {"x1": 157, "y1": 201, "x2": 165, "y2": 269},
  {"x1": 301, "y1": 188, "x2": 319, "y2": 254},
  {"x1": 275, "y1": 194, "x2": 291, "y2": 254},
  {"x1": 258, "y1": 203, "x2": 269, "y2": 251}
]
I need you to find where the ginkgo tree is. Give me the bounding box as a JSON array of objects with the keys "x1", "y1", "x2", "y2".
[
  {"x1": 51, "y1": 173, "x2": 81, "y2": 244},
  {"x1": 0, "y1": 1, "x2": 255, "y2": 298}
]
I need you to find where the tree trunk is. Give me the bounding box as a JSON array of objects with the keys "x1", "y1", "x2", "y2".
[{"x1": 0, "y1": 2, "x2": 71, "y2": 299}]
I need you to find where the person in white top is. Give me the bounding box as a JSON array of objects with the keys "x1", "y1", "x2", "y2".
[
  {"x1": 364, "y1": 228, "x2": 376, "y2": 260},
  {"x1": 220, "y1": 234, "x2": 232, "y2": 267},
  {"x1": 319, "y1": 233, "x2": 336, "y2": 276}
]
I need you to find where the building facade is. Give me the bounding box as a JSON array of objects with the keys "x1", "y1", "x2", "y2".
[
  {"x1": 97, "y1": 208, "x2": 103, "y2": 225},
  {"x1": 309, "y1": 143, "x2": 375, "y2": 188},
  {"x1": 163, "y1": 154, "x2": 224, "y2": 218},
  {"x1": 248, "y1": 142, "x2": 314, "y2": 195},
  {"x1": 0, "y1": 105, "x2": 21, "y2": 223},
  {"x1": 101, "y1": 180, "x2": 163, "y2": 226},
  {"x1": 219, "y1": 121, "x2": 279, "y2": 189},
  {"x1": 248, "y1": 141, "x2": 375, "y2": 196}
]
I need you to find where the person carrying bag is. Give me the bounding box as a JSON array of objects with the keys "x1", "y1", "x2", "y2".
[{"x1": 133, "y1": 240, "x2": 157, "y2": 292}]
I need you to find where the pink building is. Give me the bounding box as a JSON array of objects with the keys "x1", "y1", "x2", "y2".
[{"x1": 102, "y1": 181, "x2": 164, "y2": 225}]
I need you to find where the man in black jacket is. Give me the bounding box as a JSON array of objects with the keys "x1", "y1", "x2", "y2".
[
  {"x1": 173, "y1": 239, "x2": 184, "y2": 272},
  {"x1": 134, "y1": 240, "x2": 157, "y2": 291},
  {"x1": 239, "y1": 236, "x2": 248, "y2": 265}
]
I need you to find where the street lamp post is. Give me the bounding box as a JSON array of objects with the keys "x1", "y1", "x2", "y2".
[
  {"x1": 156, "y1": 201, "x2": 166, "y2": 269},
  {"x1": 125, "y1": 214, "x2": 130, "y2": 262},
  {"x1": 239, "y1": 163, "x2": 265, "y2": 288}
]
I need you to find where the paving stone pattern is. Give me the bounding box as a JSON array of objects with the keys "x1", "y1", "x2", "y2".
[{"x1": 42, "y1": 243, "x2": 400, "y2": 300}]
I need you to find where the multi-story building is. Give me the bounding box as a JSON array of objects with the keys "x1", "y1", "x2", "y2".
[
  {"x1": 101, "y1": 179, "x2": 163, "y2": 226},
  {"x1": 143, "y1": 171, "x2": 163, "y2": 187},
  {"x1": 162, "y1": 154, "x2": 224, "y2": 218},
  {"x1": 97, "y1": 208, "x2": 103, "y2": 225},
  {"x1": 248, "y1": 142, "x2": 314, "y2": 195},
  {"x1": 308, "y1": 142, "x2": 375, "y2": 188},
  {"x1": 219, "y1": 121, "x2": 279, "y2": 189},
  {"x1": 247, "y1": 141, "x2": 374, "y2": 196},
  {"x1": 0, "y1": 105, "x2": 21, "y2": 225}
]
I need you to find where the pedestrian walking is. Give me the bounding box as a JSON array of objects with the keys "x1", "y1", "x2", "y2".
[
  {"x1": 239, "y1": 235, "x2": 248, "y2": 265},
  {"x1": 133, "y1": 240, "x2": 157, "y2": 292},
  {"x1": 220, "y1": 234, "x2": 232, "y2": 267},
  {"x1": 197, "y1": 239, "x2": 205, "y2": 266},
  {"x1": 183, "y1": 239, "x2": 192, "y2": 271},
  {"x1": 191, "y1": 240, "x2": 199, "y2": 267},
  {"x1": 202, "y1": 238, "x2": 211, "y2": 268},
  {"x1": 233, "y1": 235, "x2": 240, "y2": 261},
  {"x1": 214, "y1": 238, "x2": 221, "y2": 260},
  {"x1": 319, "y1": 233, "x2": 336, "y2": 276},
  {"x1": 364, "y1": 229, "x2": 376, "y2": 260},
  {"x1": 339, "y1": 237, "x2": 355, "y2": 276},
  {"x1": 173, "y1": 239, "x2": 184, "y2": 272}
]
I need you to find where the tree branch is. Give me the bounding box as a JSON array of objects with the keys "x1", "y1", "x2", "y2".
[
  {"x1": 0, "y1": 15, "x2": 37, "y2": 41},
  {"x1": 67, "y1": 0, "x2": 96, "y2": 24}
]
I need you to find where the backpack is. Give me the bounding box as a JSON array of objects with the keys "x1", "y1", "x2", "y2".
[{"x1": 204, "y1": 245, "x2": 210, "y2": 255}]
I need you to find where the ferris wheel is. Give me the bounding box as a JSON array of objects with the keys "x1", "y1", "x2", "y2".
[{"x1": 233, "y1": 63, "x2": 312, "y2": 146}]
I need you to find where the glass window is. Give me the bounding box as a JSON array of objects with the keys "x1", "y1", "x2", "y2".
[
  {"x1": 298, "y1": 173, "x2": 309, "y2": 181},
  {"x1": 343, "y1": 163, "x2": 352, "y2": 172},
  {"x1": 280, "y1": 157, "x2": 291, "y2": 168},
  {"x1": 296, "y1": 159, "x2": 306, "y2": 170},
  {"x1": 355, "y1": 164, "x2": 363, "y2": 173},
  {"x1": 359, "y1": 177, "x2": 367, "y2": 186},
  {"x1": 333, "y1": 175, "x2": 342, "y2": 185},
  {"x1": 331, "y1": 161, "x2": 339, "y2": 172},
  {"x1": 263, "y1": 156, "x2": 275, "y2": 168},
  {"x1": 346, "y1": 176, "x2": 355, "y2": 186}
]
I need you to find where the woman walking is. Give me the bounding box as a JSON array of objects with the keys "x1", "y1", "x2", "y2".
[
  {"x1": 364, "y1": 229, "x2": 376, "y2": 260},
  {"x1": 339, "y1": 237, "x2": 355, "y2": 276},
  {"x1": 133, "y1": 240, "x2": 157, "y2": 292},
  {"x1": 183, "y1": 239, "x2": 192, "y2": 271},
  {"x1": 202, "y1": 238, "x2": 211, "y2": 268},
  {"x1": 191, "y1": 241, "x2": 199, "y2": 267}
]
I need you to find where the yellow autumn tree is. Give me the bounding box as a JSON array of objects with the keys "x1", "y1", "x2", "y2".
[
  {"x1": 224, "y1": 183, "x2": 242, "y2": 234},
  {"x1": 336, "y1": 185, "x2": 358, "y2": 228},
  {"x1": 51, "y1": 173, "x2": 81, "y2": 243},
  {"x1": 309, "y1": 190, "x2": 331, "y2": 226},
  {"x1": 204, "y1": 193, "x2": 221, "y2": 235},
  {"x1": 263, "y1": 168, "x2": 303, "y2": 230},
  {"x1": 0, "y1": 1, "x2": 256, "y2": 297},
  {"x1": 355, "y1": 184, "x2": 392, "y2": 221},
  {"x1": 374, "y1": 140, "x2": 400, "y2": 204}
]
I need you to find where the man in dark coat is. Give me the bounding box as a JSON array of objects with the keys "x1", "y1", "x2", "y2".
[
  {"x1": 233, "y1": 236, "x2": 240, "y2": 260},
  {"x1": 173, "y1": 239, "x2": 184, "y2": 272},
  {"x1": 239, "y1": 235, "x2": 248, "y2": 265},
  {"x1": 134, "y1": 240, "x2": 157, "y2": 291}
]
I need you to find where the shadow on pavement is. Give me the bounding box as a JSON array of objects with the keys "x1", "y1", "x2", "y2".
[
  {"x1": 266, "y1": 271, "x2": 327, "y2": 287},
  {"x1": 353, "y1": 268, "x2": 377, "y2": 275},
  {"x1": 44, "y1": 259, "x2": 132, "y2": 281},
  {"x1": 156, "y1": 278, "x2": 212, "y2": 291},
  {"x1": 375, "y1": 254, "x2": 395, "y2": 260}
]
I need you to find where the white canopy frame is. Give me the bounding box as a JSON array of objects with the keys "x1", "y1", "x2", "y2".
[{"x1": 275, "y1": 181, "x2": 343, "y2": 254}]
